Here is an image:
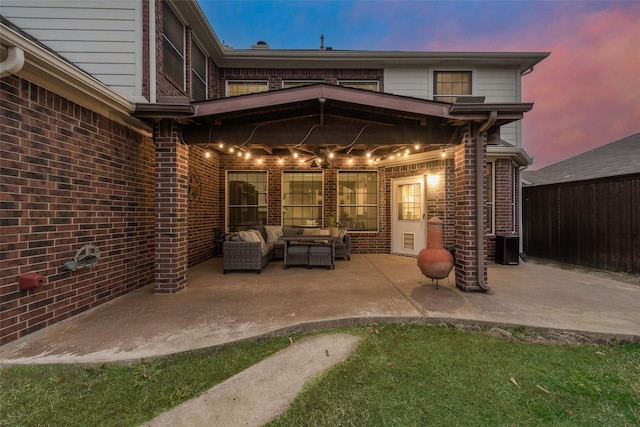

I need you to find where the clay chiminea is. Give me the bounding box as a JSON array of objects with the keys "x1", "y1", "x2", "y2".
[{"x1": 417, "y1": 216, "x2": 454, "y2": 288}]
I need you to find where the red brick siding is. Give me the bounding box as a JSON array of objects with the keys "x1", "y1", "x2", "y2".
[
  {"x1": 0, "y1": 76, "x2": 155, "y2": 346},
  {"x1": 153, "y1": 120, "x2": 189, "y2": 293},
  {"x1": 454, "y1": 126, "x2": 487, "y2": 291},
  {"x1": 487, "y1": 158, "x2": 519, "y2": 259},
  {"x1": 188, "y1": 146, "x2": 219, "y2": 266}
]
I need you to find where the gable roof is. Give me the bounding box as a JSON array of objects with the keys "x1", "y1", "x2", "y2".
[{"x1": 523, "y1": 132, "x2": 640, "y2": 186}]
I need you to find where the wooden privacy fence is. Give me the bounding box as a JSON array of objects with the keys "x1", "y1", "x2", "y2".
[{"x1": 523, "y1": 173, "x2": 640, "y2": 274}]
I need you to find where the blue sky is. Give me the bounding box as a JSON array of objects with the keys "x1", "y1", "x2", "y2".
[{"x1": 198, "y1": 0, "x2": 640, "y2": 169}]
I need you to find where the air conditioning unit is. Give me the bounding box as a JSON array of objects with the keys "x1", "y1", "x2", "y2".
[{"x1": 496, "y1": 235, "x2": 519, "y2": 265}]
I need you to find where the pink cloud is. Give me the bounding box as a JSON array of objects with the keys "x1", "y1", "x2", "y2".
[
  {"x1": 421, "y1": 4, "x2": 640, "y2": 169},
  {"x1": 521, "y1": 6, "x2": 640, "y2": 168}
]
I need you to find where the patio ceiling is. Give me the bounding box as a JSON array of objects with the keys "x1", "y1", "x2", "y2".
[{"x1": 135, "y1": 84, "x2": 533, "y2": 159}]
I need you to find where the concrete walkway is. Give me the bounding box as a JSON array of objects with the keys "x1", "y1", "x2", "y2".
[{"x1": 1, "y1": 254, "x2": 639, "y2": 365}]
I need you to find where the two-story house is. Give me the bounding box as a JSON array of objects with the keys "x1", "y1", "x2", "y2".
[{"x1": 0, "y1": 0, "x2": 549, "y2": 345}]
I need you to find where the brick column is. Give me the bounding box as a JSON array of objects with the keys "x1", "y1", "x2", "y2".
[
  {"x1": 154, "y1": 120, "x2": 189, "y2": 293},
  {"x1": 454, "y1": 125, "x2": 487, "y2": 291}
]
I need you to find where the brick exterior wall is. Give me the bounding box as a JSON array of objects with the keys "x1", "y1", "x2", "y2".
[
  {"x1": 0, "y1": 76, "x2": 155, "y2": 345},
  {"x1": 454, "y1": 126, "x2": 487, "y2": 291},
  {"x1": 154, "y1": 120, "x2": 189, "y2": 293},
  {"x1": 487, "y1": 158, "x2": 519, "y2": 259},
  {"x1": 188, "y1": 145, "x2": 220, "y2": 266}
]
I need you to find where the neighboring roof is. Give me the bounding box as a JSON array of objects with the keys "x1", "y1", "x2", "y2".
[{"x1": 522, "y1": 132, "x2": 640, "y2": 186}]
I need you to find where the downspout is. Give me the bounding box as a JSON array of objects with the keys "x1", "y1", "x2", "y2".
[
  {"x1": 149, "y1": 0, "x2": 157, "y2": 103},
  {"x1": 475, "y1": 111, "x2": 496, "y2": 291},
  {"x1": 0, "y1": 45, "x2": 25, "y2": 78}
]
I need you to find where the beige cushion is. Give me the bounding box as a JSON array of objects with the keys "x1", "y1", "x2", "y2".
[
  {"x1": 264, "y1": 225, "x2": 283, "y2": 243},
  {"x1": 252, "y1": 229, "x2": 267, "y2": 247},
  {"x1": 303, "y1": 228, "x2": 330, "y2": 236},
  {"x1": 238, "y1": 230, "x2": 260, "y2": 243},
  {"x1": 338, "y1": 228, "x2": 347, "y2": 238}
]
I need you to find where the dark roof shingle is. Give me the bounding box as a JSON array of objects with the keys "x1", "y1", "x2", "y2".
[{"x1": 523, "y1": 132, "x2": 640, "y2": 186}]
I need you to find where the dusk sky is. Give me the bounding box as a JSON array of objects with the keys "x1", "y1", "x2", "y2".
[{"x1": 198, "y1": 0, "x2": 640, "y2": 169}]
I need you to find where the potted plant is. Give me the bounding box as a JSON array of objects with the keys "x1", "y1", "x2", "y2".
[{"x1": 328, "y1": 214, "x2": 340, "y2": 237}]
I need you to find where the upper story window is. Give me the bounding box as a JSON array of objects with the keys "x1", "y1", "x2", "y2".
[
  {"x1": 162, "y1": 3, "x2": 185, "y2": 88},
  {"x1": 227, "y1": 81, "x2": 268, "y2": 97},
  {"x1": 191, "y1": 41, "x2": 207, "y2": 101},
  {"x1": 338, "y1": 81, "x2": 379, "y2": 91},
  {"x1": 433, "y1": 71, "x2": 472, "y2": 103},
  {"x1": 282, "y1": 81, "x2": 322, "y2": 89},
  {"x1": 338, "y1": 171, "x2": 378, "y2": 231}
]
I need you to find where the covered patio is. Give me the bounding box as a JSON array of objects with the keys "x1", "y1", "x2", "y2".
[
  {"x1": 1, "y1": 255, "x2": 638, "y2": 365},
  {"x1": 135, "y1": 84, "x2": 534, "y2": 294}
]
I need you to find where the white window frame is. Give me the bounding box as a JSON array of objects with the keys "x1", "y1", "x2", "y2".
[
  {"x1": 226, "y1": 80, "x2": 269, "y2": 97},
  {"x1": 337, "y1": 170, "x2": 379, "y2": 232}
]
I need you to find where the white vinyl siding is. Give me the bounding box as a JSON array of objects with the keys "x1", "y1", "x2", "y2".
[
  {"x1": 383, "y1": 68, "x2": 429, "y2": 99},
  {"x1": 475, "y1": 69, "x2": 518, "y2": 102},
  {"x1": 476, "y1": 68, "x2": 520, "y2": 146},
  {"x1": 1, "y1": 0, "x2": 143, "y2": 101}
]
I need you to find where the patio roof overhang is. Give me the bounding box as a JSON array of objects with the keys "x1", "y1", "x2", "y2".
[{"x1": 134, "y1": 84, "x2": 533, "y2": 159}]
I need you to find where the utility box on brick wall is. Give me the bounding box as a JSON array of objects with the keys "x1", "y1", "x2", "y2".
[{"x1": 19, "y1": 273, "x2": 45, "y2": 291}]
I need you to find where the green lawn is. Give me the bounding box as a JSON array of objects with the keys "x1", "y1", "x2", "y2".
[{"x1": 2, "y1": 324, "x2": 638, "y2": 426}]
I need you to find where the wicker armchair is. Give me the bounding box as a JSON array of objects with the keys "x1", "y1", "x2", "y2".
[
  {"x1": 334, "y1": 234, "x2": 351, "y2": 260},
  {"x1": 223, "y1": 239, "x2": 272, "y2": 274}
]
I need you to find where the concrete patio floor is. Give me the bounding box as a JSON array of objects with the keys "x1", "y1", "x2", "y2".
[{"x1": 1, "y1": 254, "x2": 639, "y2": 365}]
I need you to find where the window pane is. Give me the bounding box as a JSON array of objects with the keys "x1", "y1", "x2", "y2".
[
  {"x1": 227, "y1": 81, "x2": 268, "y2": 97},
  {"x1": 434, "y1": 71, "x2": 472, "y2": 103},
  {"x1": 191, "y1": 43, "x2": 207, "y2": 100},
  {"x1": 338, "y1": 171, "x2": 378, "y2": 231},
  {"x1": 282, "y1": 171, "x2": 323, "y2": 227},
  {"x1": 338, "y1": 81, "x2": 379, "y2": 91},
  {"x1": 486, "y1": 162, "x2": 494, "y2": 234},
  {"x1": 163, "y1": 4, "x2": 183, "y2": 53},
  {"x1": 227, "y1": 171, "x2": 268, "y2": 231},
  {"x1": 397, "y1": 183, "x2": 421, "y2": 221},
  {"x1": 162, "y1": 4, "x2": 184, "y2": 86}
]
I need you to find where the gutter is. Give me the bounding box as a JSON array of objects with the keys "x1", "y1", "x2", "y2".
[
  {"x1": 475, "y1": 112, "x2": 497, "y2": 291},
  {"x1": 0, "y1": 45, "x2": 25, "y2": 77}
]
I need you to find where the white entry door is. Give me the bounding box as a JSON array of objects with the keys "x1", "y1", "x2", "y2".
[{"x1": 391, "y1": 176, "x2": 426, "y2": 255}]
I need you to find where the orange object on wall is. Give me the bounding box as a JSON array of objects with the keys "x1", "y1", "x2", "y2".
[{"x1": 19, "y1": 273, "x2": 45, "y2": 291}]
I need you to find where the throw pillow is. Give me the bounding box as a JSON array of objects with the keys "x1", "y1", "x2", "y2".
[
  {"x1": 339, "y1": 228, "x2": 347, "y2": 238},
  {"x1": 238, "y1": 230, "x2": 259, "y2": 243},
  {"x1": 252, "y1": 229, "x2": 267, "y2": 247},
  {"x1": 264, "y1": 225, "x2": 283, "y2": 243}
]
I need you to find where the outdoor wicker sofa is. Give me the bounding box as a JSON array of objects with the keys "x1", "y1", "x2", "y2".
[{"x1": 222, "y1": 225, "x2": 350, "y2": 273}]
